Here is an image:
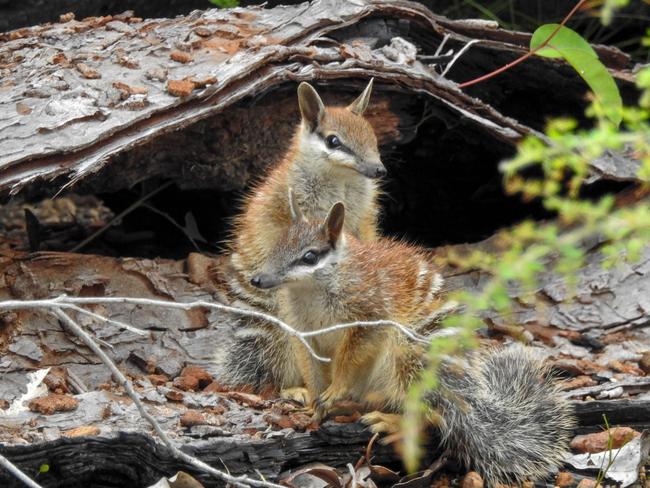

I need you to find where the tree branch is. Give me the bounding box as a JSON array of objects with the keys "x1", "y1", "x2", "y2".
[{"x1": 0, "y1": 453, "x2": 43, "y2": 488}]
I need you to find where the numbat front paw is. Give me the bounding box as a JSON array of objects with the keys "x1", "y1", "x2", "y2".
[
  {"x1": 280, "y1": 387, "x2": 311, "y2": 404},
  {"x1": 361, "y1": 411, "x2": 403, "y2": 435},
  {"x1": 312, "y1": 384, "x2": 346, "y2": 421}
]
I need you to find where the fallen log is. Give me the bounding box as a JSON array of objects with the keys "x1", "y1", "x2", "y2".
[{"x1": 0, "y1": 0, "x2": 640, "y2": 199}]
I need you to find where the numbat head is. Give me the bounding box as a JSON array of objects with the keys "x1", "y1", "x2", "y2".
[
  {"x1": 296, "y1": 80, "x2": 385, "y2": 179},
  {"x1": 250, "y1": 193, "x2": 345, "y2": 290}
]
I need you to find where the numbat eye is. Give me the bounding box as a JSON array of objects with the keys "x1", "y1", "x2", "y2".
[
  {"x1": 302, "y1": 251, "x2": 319, "y2": 265},
  {"x1": 325, "y1": 135, "x2": 342, "y2": 149}
]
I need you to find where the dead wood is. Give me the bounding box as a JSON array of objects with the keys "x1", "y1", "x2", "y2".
[
  {"x1": 0, "y1": 241, "x2": 648, "y2": 486},
  {"x1": 0, "y1": 0, "x2": 640, "y2": 199}
]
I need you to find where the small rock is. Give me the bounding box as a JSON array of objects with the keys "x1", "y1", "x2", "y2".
[
  {"x1": 167, "y1": 79, "x2": 194, "y2": 97},
  {"x1": 44, "y1": 368, "x2": 69, "y2": 394},
  {"x1": 147, "y1": 374, "x2": 169, "y2": 386},
  {"x1": 165, "y1": 389, "x2": 184, "y2": 402},
  {"x1": 576, "y1": 479, "x2": 599, "y2": 488},
  {"x1": 226, "y1": 391, "x2": 266, "y2": 409},
  {"x1": 112, "y1": 81, "x2": 148, "y2": 97},
  {"x1": 157, "y1": 355, "x2": 184, "y2": 378},
  {"x1": 114, "y1": 52, "x2": 139, "y2": 69},
  {"x1": 28, "y1": 394, "x2": 78, "y2": 415},
  {"x1": 193, "y1": 27, "x2": 213, "y2": 37},
  {"x1": 76, "y1": 63, "x2": 101, "y2": 79},
  {"x1": 639, "y1": 351, "x2": 650, "y2": 374},
  {"x1": 203, "y1": 381, "x2": 227, "y2": 394},
  {"x1": 461, "y1": 472, "x2": 484, "y2": 488},
  {"x1": 180, "y1": 411, "x2": 208, "y2": 427},
  {"x1": 0, "y1": 399, "x2": 9, "y2": 409},
  {"x1": 173, "y1": 375, "x2": 199, "y2": 392},
  {"x1": 608, "y1": 360, "x2": 644, "y2": 376},
  {"x1": 596, "y1": 386, "x2": 624, "y2": 399},
  {"x1": 570, "y1": 427, "x2": 640, "y2": 453},
  {"x1": 180, "y1": 365, "x2": 213, "y2": 388},
  {"x1": 62, "y1": 425, "x2": 100, "y2": 437},
  {"x1": 145, "y1": 67, "x2": 168, "y2": 82},
  {"x1": 189, "y1": 75, "x2": 217, "y2": 89},
  {"x1": 555, "y1": 471, "x2": 574, "y2": 487},
  {"x1": 105, "y1": 20, "x2": 133, "y2": 33},
  {"x1": 8, "y1": 337, "x2": 43, "y2": 362},
  {"x1": 561, "y1": 375, "x2": 597, "y2": 391},
  {"x1": 170, "y1": 50, "x2": 192, "y2": 63},
  {"x1": 59, "y1": 12, "x2": 75, "y2": 22}
]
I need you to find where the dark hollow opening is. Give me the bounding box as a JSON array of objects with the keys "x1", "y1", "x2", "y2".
[{"x1": 0, "y1": 84, "x2": 632, "y2": 259}]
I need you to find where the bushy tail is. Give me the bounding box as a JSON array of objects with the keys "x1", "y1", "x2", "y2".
[{"x1": 430, "y1": 345, "x2": 575, "y2": 486}]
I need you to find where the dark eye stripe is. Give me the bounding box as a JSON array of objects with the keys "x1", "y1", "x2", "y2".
[
  {"x1": 318, "y1": 133, "x2": 355, "y2": 157},
  {"x1": 291, "y1": 248, "x2": 328, "y2": 267}
]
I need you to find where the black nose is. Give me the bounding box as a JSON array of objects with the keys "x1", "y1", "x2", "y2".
[
  {"x1": 376, "y1": 166, "x2": 387, "y2": 177},
  {"x1": 250, "y1": 276, "x2": 262, "y2": 288}
]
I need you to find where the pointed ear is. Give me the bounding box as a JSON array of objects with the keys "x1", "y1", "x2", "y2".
[
  {"x1": 288, "y1": 188, "x2": 306, "y2": 223},
  {"x1": 347, "y1": 78, "x2": 373, "y2": 115},
  {"x1": 298, "y1": 82, "x2": 325, "y2": 131},
  {"x1": 323, "y1": 202, "x2": 345, "y2": 247}
]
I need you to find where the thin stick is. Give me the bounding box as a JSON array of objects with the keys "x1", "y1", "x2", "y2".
[
  {"x1": 0, "y1": 297, "x2": 458, "y2": 363},
  {"x1": 64, "y1": 304, "x2": 147, "y2": 336},
  {"x1": 52, "y1": 307, "x2": 284, "y2": 488},
  {"x1": 0, "y1": 454, "x2": 43, "y2": 488},
  {"x1": 441, "y1": 40, "x2": 481, "y2": 77},
  {"x1": 457, "y1": 0, "x2": 588, "y2": 88},
  {"x1": 0, "y1": 296, "x2": 326, "y2": 362}
]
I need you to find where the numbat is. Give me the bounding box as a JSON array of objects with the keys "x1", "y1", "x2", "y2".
[
  {"x1": 219, "y1": 79, "x2": 384, "y2": 311},
  {"x1": 239, "y1": 199, "x2": 574, "y2": 486}
]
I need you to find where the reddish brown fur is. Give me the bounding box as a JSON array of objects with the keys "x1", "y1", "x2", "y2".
[{"x1": 263, "y1": 212, "x2": 444, "y2": 419}]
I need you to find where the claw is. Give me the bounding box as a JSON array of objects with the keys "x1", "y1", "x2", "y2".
[
  {"x1": 280, "y1": 387, "x2": 311, "y2": 404},
  {"x1": 360, "y1": 411, "x2": 402, "y2": 435}
]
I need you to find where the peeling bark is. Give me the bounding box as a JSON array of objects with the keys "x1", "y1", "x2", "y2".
[{"x1": 0, "y1": 0, "x2": 639, "y2": 198}]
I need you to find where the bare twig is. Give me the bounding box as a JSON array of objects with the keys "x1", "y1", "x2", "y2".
[
  {"x1": 457, "y1": 0, "x2": 589, "y2": 88},
  {"x1": 64, "y1": 303, "x2": 147, "y2": 336},
  {"x1": 52, "y1": 307, "x2": 284, "y2": 488},
  {"x1": 0, "y1": 296, "x2": 457, "y2": 363},
  {"x1": 441, "y1": 40, "x2": 481, "y2": 77},
  {"x1": 0, "y1": 453, "x2": 43, "y2": 488}
]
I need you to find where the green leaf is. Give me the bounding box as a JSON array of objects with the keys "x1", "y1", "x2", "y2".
[
  {"x1": 39, "y1": 464, "x2": 50, "y2": 474},
  {"x1": 531, "y1": 24, "x2": 622, "y2": 125},
  {"x1": 208, "y1": 0, "x2": 239, "y2": 7}
]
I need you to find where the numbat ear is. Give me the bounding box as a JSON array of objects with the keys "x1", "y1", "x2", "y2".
[
  {"x1": 288, "y1": 188, "x2": 306, "y2": 223},
  {"x1": 323, "y1": 202, "x2": 345, "y2": 248},
  {"x1": 347, "y1": 78, "x2": 373, "y2": 115},
  {"x1": 298, "y1": 82, "x2": 325, "y2": 131}
]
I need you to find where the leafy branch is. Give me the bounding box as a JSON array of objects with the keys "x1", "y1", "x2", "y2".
[{"x1": 403, "y1": 13, "x2": 650, "y2": 470}]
